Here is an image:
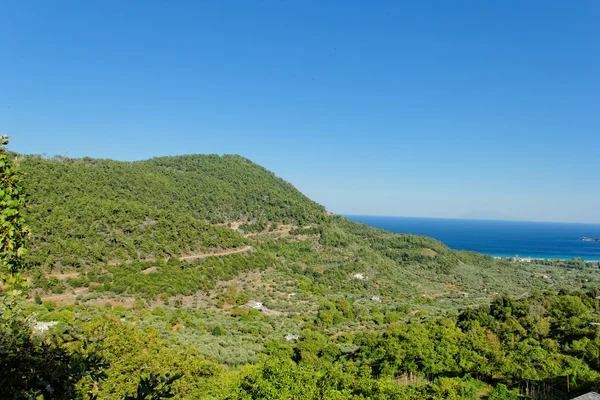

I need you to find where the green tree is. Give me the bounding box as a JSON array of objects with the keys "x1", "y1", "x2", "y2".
[
  {"x1": 0, "y1": 137, "x2": 108, "y2": 399},
  {"x1": 125, "y1": 373, "x2": 184, "y2": 400},
  {"x1": 0, "y1": 136, "x2": 29, "y2": 282}
]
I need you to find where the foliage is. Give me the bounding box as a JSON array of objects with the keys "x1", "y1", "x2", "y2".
[
  {"x1": 8, "y1": 148, "x2": 600, "y2": 399},
  {"x1": 0, "y1": 136, "x2": 29, "y2": 278},
  {"x1": 18, "y1": 153, "x2": 325, "y2": 266},
  {"x1": 0, "y1": 293, "x2": 106, "y2": 399},
  {"x1": 352, "y1": 290, "x2": 600, "y2": 394},
  {"x1": 125, "y1": 373, "x2": 184, "y2": 400},
  {"x1": 104, "y1": 250, "x2": 275, "y2": 297},
  {"x1": 32, "y1": 269, "x2": 67, "y2": 293}
]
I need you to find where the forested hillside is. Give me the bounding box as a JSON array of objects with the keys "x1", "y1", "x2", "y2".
[
  {"x1": 4, "y1": 147, "x2": 600, "y2": 399},
  {"x1": 17, "y1": 153, "x2": 325, "y2": 266}
]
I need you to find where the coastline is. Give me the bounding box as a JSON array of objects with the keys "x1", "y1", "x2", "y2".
[
  {"x1": 489, "y1": 253, "x2": 600, "y2": 262},
  {"x1": 344, "y1": 215, "x2": 600, "y2": 262}
]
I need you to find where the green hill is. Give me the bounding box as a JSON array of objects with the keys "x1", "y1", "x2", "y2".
[
  {"x1": 17, "y1": 151, "x2": 599, "y2": 319},
  {"x1": 5, "y1": 148, "x2": 600, "y2": 399},
  {"x1": 17, "y1": 153, "x2": 326, "y2": 266}
]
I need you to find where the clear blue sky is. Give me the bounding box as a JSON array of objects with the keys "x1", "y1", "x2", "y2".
[{"x1": 1, "y1": 1, "x2": 599, "y2": 223}]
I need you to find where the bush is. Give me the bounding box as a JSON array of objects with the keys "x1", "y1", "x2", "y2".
[
  {"x1": 152, "y1": 307, "x2": 167, "y2": 317},
  {"x1": 211, "y1": 325, "x2": 226, "y2": 336}
]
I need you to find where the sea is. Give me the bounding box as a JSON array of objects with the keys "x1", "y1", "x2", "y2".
[{"x1": 344, "y1": 215, "x2": 600, "y2": 261}]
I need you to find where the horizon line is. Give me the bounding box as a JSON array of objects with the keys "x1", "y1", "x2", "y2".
[{"x1": 342, "y1": 213, "x2": 600, "y2": 226}]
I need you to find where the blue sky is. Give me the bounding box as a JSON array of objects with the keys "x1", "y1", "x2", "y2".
[{"x1": 1, "y1": 1, "x2": 599, "y2": 223}]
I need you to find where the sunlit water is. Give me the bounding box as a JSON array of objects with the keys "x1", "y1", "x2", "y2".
[{"x1": 345, "y1": 215, "x2": 600, "y2": 260}]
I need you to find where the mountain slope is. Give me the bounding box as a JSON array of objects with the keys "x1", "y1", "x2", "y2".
[
  {"x1": 9, "y1": 151, "x2": 600, "y2": 399},
  {"x1": 17, "y1": 153, "x2": 325, "y2": 266},
  {"x1": 17, "y1": 151, "x2": 598, "y2": 317}
]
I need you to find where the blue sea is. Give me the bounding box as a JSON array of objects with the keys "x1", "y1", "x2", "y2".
[{"x1": 344, "y1": 215, "x2": 600, "y2": 261}]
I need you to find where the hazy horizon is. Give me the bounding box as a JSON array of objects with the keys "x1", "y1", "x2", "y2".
[{"x1": 343, "y1": 213, "x2": 600, "y2": 226}]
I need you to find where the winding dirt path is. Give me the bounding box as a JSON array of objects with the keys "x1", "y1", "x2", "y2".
[
  {"x1": 179, "y1": 245, "x2": 253, "y2": 261},
  {"x1": 40, "y1": 287, "x2": 89, "y2": 305},
  {"x1": 47, "y1": 272, "x2": 79, "y2": 279}
]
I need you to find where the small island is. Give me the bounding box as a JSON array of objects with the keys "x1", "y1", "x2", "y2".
[{"x1": 580, "y1": 237, "x2": 600, "y2": 242}]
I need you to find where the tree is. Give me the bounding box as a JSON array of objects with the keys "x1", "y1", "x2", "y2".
[
  {"x1": 0, "y1": 136, "x2": 107, "y2": 399},
  {"x1": 125, "y1": 373, "x2": 184, "y2": 400},
  {"x1": 0, "y1": 135, "x2": 29, "y2": 281}
]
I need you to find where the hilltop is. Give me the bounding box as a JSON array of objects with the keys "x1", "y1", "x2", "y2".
[{"x1": 18, "y1": 153, "x2": 325, "y2": 266}]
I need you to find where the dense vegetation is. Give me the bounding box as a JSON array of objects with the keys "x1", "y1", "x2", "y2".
[
  {"x1": 3, "y1": 145, "x2": 600, "y2": 399},
  {"x1": 0, "y1": 136, "x2": 29, "y2": 276},
  {"x1": 105, "y1": 250, "x2": 276, "y2": 298},
  {"x1": 9, "y1": 288, "x2": 600, "y2": 399},
  {"x1": 17, "y1": 153, "x2": 325, "y2": 266}
]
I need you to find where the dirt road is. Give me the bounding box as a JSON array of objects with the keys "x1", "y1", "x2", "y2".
[{"x1": 179, "y1": 245, "x2": 253, "y2": 261}]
